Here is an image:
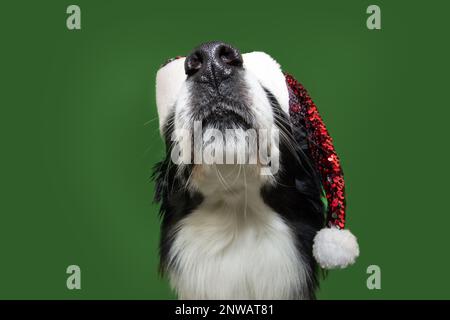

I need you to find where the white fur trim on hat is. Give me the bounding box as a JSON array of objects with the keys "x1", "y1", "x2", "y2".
[
  {"x1": 242, "y1": 52, "x2": 290, "y2": 115},
  {"x1": 155, "y1": 57, "x2": 186, "y2": 132},
  {"x1": 312, "y1": 228, "x2": 359, "y2": 269}
]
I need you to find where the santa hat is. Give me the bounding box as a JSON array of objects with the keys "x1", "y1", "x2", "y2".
[
  {"x1": 156, "y1": 51, "x2": 359, "y2": 269},
  {"x1": 285, "y1": 73, "x2": 359, "y2": 269}
]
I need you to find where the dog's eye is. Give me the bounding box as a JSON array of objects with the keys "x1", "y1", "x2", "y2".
[{"x1": 160, "y1": 56, "x2": 184, "y2": 69}]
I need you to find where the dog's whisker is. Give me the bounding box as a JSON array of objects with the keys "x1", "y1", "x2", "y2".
[
  {"x1": 214, "y1": 165, "x2": 233, "y2": 193},
  {"x1": 143, "y1": 116, "x2": 160, "y2": 126}
]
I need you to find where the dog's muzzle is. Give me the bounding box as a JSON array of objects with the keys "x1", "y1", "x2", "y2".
[{"x1": 185, "y1": 42, "x2": 253, "y2": 130}]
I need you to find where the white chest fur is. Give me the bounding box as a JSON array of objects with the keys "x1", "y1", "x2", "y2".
[{"x1": 167, "y1": 165, "x2": 308, "y2": 299}]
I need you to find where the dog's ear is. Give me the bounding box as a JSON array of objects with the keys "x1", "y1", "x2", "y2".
[{"x1": 155, "y1": 57, "x2": 186, "y2": 132}]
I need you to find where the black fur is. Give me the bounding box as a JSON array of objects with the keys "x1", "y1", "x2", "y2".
[
  {"x1": 152, "y1": 88, "x2": 325, "y2": 299},
  {"x1": 152, "y1": 113, "x2": 204, "y2": 275},
  {"x1": 261, "y1": 89, "x2": 325, "y2": 299}
]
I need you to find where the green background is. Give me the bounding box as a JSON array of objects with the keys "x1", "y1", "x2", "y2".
[{"x1": 1, "y1": 0, "x2": 449, "y2": 299}]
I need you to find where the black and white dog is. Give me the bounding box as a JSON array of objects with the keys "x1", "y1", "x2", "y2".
[{"x1": 153, "y1": 41, "x2": 358, "y2": 300}]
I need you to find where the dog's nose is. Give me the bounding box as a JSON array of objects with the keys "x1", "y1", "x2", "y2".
[{"x1": 185, "y1": 41, "x2": 243, "y2": 85}]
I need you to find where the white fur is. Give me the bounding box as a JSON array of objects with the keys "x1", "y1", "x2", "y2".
[
  {"x1": 155, "y1": 57, "x2": 186, "y2": 131},
  {"x1": 243, "y1": 52, "x2": 290, "y2": 114},
  {"x1": 168, "y1": 165, "x2": 309, "y2": 299},
  {"x1": 244, "y1": 71, "x2": 276, "y2": 131},
  {"x1": 312, "y1": 228, "x2": 359, "y2": 269}
]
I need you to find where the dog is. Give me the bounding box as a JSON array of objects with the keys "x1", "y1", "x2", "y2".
[{"x1": 152, "y1": 41, "x2": 358, "y2": 300}]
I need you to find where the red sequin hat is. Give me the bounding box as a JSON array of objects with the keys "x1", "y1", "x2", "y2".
[
  {"x1": 155, "y1": 52, "x2": 359, "y2": 269},
  {"x1": 285, "y1": 74, "x2": 359, "y2": 269}
]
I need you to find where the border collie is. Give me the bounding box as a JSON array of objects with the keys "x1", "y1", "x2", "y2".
[{"x1": 152, "y1": 41, "x2": 357, "y2": 299}]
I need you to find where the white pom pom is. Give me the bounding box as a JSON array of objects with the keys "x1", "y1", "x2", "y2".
[{"x1": 312, "y1": 228, "x2": 359, "y2": 269}]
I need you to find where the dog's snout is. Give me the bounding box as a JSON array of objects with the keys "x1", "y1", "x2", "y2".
[{"x1": 185, "y1": 41, "x2": 243, "y2": 84}]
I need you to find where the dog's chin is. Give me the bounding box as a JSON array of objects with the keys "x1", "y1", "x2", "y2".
[
  {"x1": 201, "y1": 115, "x2": 252, "y2": 132},
  {"x1": 189, "y1": 163, "x2": 264, "y2": 198},
  {"x1": 189, "y1": 92, "x2": 254, "y2": 132}
]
